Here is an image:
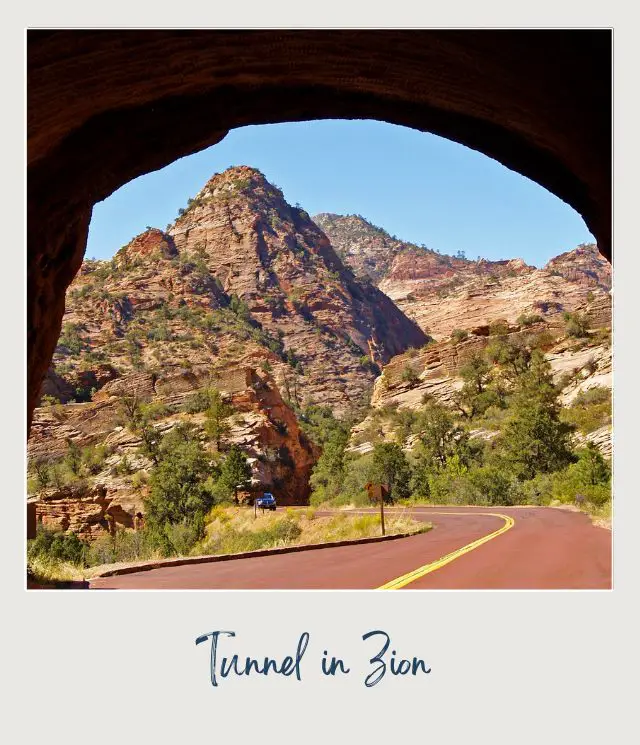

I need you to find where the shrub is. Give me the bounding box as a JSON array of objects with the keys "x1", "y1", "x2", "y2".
[
  {"x1": 561, "y1": 385, "x2": 611, "y2": 434},
  {"x1": 131, "y1": 471, "x2": 149, "y2": 491},
  {"x1": 517, "y1": 313, "x2": 543, "y2": 328},
  {"x1": 28, "y1": 527, "x2": 88, "y2": 566},
  {"x1": 58, "y1": 322, "x2": 88, "y2": 355},
  {"x1": 488, "y1": 319, "x2": 510, "y2": 336},
  {"x1": 451, "y1": 329, "x2": 469, "y2": 344},
  {"x1": 529, "y1": 330, "x2": 557, "y2": 351},
  {"x1": 563, "y1": 311, "x2": 590, "y2": 338},
  {"x1": 359, "y1": 355, "x2": 380, "y2": 374},
  {"x1": 285, "y1": 348, "x2": 303, "y2": 371},
  {"x1": 467, "y1": 465, "x2": 523, "y2": 506},
  {"x1": 549, "y1": 443, "x2": 611, "y2": 507},
  {"x1": 147, "y1": 323, "x2": 172, "y2": 342},
  {"x1": 401, "y1": 364, "x2": 420, "y2": 386},
  {"x1": 229, "y1": 294, "x2": 251, "y2": 321}
]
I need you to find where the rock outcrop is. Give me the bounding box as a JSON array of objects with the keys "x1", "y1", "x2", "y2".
[
  {"x1": 164, "y1": 167, "x2": 426, "y2": 412},
  {"x1": 351, "y1": 317, "x2": 612, "y2": 458},
  {"x1": 316, "y1": 214, "x2": 611, "y2": 341}
]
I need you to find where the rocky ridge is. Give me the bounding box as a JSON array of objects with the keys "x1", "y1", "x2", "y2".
[{"x1": 315, "y1": 213, "x2": 611, "y2": 340}]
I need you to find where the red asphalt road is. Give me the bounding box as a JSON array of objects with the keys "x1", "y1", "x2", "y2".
[{"x1": 89, "y1": 507, "x2": 612, "y2": 590}]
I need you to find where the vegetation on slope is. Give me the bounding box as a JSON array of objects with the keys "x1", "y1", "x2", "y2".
[{"x1": 306, "y1": 334, "x2": 611, "y2": 515}]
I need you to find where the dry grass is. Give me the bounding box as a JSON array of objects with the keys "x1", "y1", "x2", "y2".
[
  {"x1": 197, "y1": 505, "x2": 429, "y2": 556},
  {"x1": 27, "y1": 555, "x2": 86, "y2": 583}
]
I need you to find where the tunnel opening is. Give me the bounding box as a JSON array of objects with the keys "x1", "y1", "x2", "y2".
[
  {"x1": 27, "y1": 117, "x2": 612, "y2": 567},
  {"x1": 27, "y1": 30, "x2": 612, "y2": 579}
]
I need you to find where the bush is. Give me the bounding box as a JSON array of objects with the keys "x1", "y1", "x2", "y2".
[
  {"x1": 549, "y1": 444, "x2": 611, "y2": 508},
  {"x1": 488, "y1": 319, "x2": 510, "y2": 336},
  {"x1": 58, "y1": 322, "x2": 88, "y2": 355},
  {"x1": 563, "y1": 311, "x2": 590, "y2": 338},
  {"x1": 529, "y1": 330, "x2": 557, "y2": 351},
  {"x1": 467, "y1": 465, "x2": 523, "y2": 506},
  {"x1": 517, "y1": 313, "x2": 543, "y2": 328},
  {"x1": 401, "y1": 364, "x2": 420, "y2": 386},
  {"x1": 561, "y1": 386, "x2": 611, "y2": 434},
  {"x1": 359, "y1": 355, "x2": 380, "y2": 374},
  {"x1": 182, "y1": 388, "x2": 214, "y2": 414},
  {"x1": 451, "y1": 329, "x2": 469, "y2": 344},
  {"x1": 147, "y1": 323, "x2": 172, "y2": 342},
  {"x1": 28, "y1": 527, "x2": 88, "y2": 566}
]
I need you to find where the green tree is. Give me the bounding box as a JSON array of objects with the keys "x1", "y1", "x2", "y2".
[
  {"x1": 217, "y1": 446, "x2": 253, "y2": 503},
  {"x1": 401, "y1": 364, "x2": 420, "y2": 386},
  {"x1": 467, "y1": 465, "x2": 521, "y2": 506},
  {"x1": 485, "y1": 337, "x2": 532, "y2": 380},
  {"x1": 496, "y1": 340, "x2": 574, "y2": 480},
  {"x1": 500, "y1": 401, "x2": 575, "y2": 481},
  {"x1": 309, "y1": 430, "x2": 349, "y2": 500},
  {"x1": 119, "y1": 393, "x2": 143, "y2": 430},
  {"x1": 511, "y1": 349, "x2": 558, "y2": 407},
  {"x1": 369, "y1": 442, "x2": 412, "y2": 501},
  {"x1": 568, "y1": 442, "x2": 610, "y2": 486},
  {"x1": 204, "y1": 389, "x2": 233, "y2": 449},
  {"x1": 563, "y1": 311, "x2": 589, "y2": 338},
  {"x1": 409, "y1": 448, "x2": 432, "y2": 500},
  {"x1": 459, "y1": 353, "x2": 491, "y2": 394},
  {"x1": 65, "y1": 439, "x2": 83, "y2": 476},
  {"x1": 32, "y1": 458, "x2": 51, "y2": 489},
  {"x1": 145, "y1": 426, "x2": 216, "y2": 531},
  {"x1": 414, "y1": 401, "x2": 469, "y2": 468},
  {"x1": 450, "y1": 328, "x2": 469, "y2": 344},
  {"x1": 139, "y1": 423, "x2": 162, "y2": 465}
]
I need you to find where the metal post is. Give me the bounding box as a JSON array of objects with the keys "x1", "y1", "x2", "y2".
[{"x1": 380, "y1": 490, "x2": 386, "y2": 536}]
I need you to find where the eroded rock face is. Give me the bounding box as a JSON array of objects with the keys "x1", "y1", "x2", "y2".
[
  {"x1": 34, "y1": 483, "x2": 145, "y2": 541},
  {"x1": 30, "y1": 364, "x2": 319, "y2": 536},
  {"x1": 164, "y1": 166, "x2": 426, "y2": 411},
  {"x1": 317, "y1": 214, "x2": 611, "y2": 342}
]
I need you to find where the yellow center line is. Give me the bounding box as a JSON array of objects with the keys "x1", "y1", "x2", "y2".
[{"x1": 377, "y1": 512, "x2": 516, "y2": 590}]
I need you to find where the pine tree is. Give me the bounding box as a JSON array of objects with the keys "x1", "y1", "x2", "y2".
[
  {"x1": 218, "y1": 446, "x2": 252, "y2": 503},
  {"x1": 204, "y1": 389, "x2": 233, "y2": 450}
]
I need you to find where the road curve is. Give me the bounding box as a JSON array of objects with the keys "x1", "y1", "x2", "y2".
[{"x1": 89, "y1": 507, "x2": 612, "y2": 590}]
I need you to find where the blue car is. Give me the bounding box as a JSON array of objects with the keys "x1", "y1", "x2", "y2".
[{"x1": 255, "y1": 492, "x2": 277, "y2": 511}]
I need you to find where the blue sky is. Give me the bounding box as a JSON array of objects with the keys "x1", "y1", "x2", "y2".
[{"x1": 86, "y1": 120, "x2": 594, "y2": 268}]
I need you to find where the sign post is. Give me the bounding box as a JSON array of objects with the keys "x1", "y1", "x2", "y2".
[{"x1": 380, "y1": 489, "x2": 386, "y2": 536}]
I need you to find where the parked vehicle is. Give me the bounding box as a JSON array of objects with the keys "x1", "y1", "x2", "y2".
[{"x1": 255, "y1": 492, "x2": 277, "y2": 511}]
